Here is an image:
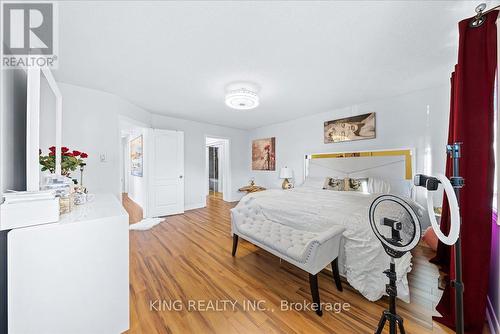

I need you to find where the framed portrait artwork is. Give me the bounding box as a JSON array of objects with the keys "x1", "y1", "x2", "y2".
[{"x1": 324, "y1": 112, "x2": 376, "y2": 143}]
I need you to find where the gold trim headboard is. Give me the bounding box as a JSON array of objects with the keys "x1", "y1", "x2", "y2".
[{"x1": 305, "y1": 149, "x2": 413, "y2": 180}]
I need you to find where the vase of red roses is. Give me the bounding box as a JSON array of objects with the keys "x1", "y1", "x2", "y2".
[{"x1": 39, "y1": 146, "x2": 88, "y2": 183}]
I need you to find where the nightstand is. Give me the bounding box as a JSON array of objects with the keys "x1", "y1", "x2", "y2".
[{"x1": 238, "y1": 185, "x2": 266, "y2": 193}]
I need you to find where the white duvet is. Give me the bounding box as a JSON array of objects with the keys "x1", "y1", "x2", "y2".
[{"x1": 234, "y1": 187, "x2": 417, "y2": 302}]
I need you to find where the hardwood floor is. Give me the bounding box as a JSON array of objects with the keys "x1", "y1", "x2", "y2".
[
  {"x1": 209, "y1": 191, "x2": 223, "y2": 199},
  {"x1": 123, "y1": 193, "x2": 143, "y2": 224},
  {"x1": 124, "y1": 195, "x2": 458, "y2": 334}
]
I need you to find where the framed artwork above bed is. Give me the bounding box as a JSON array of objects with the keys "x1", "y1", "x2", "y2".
[{"x1": 324, "y1": 112, "x2": 376, "y2": 143}]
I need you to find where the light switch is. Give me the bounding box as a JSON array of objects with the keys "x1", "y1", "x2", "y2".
[{"x1": 100, "y1": 153, "x2": 106, "y2": 162}]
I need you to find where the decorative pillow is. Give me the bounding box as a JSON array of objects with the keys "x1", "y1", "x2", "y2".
[
  {"x1": 422, "y1": 226, "x2": 438, "y2": 251},
  {"x1": 347, "y1": 178, "x2": 368, "y2": 192},
  {"x1": 323, "y1": 177, "x2": 346, "y2": 191},
  {"x1": 367, "y1": 178, "x2": 391, "y2": 194}
]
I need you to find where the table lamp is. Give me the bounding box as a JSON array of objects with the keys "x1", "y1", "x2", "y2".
[{"x1": 280, "y1": 166, "x2": 293, "y2": 189}]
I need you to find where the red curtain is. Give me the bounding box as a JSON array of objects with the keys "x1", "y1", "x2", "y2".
[{"x1": 431, "y1": 11, "x2": 498, "y2": 334}]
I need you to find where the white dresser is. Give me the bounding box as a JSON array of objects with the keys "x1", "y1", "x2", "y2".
[{"x1": 7, "y1": 194, "x2": 129, "y2": 334}]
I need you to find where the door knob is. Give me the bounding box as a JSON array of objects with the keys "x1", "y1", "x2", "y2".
[{"x1": 179, "y1": 175, "x2": 183, "y2": 179}]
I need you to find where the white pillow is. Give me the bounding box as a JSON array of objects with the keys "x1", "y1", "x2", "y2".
[
  {"x1": 389, "y1": 180, "x2": 414, "y2": 198},
  {"x1": 301, "y1": 176, "x2": 327, "y2": 189},
  {"x1": 367, "y1": 178, "x2": 391, "y2": 194}
]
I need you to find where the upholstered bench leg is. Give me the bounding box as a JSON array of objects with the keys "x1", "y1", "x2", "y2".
[
  {"x1": 308, "y1": 274, "x2": 323, "y2": 316},
  {"x1": 231, "y1": 234, "x2": 239, "y2": 256},
  {"x1": 331, "y1": 258, "x2": 343, "y2": 292}
]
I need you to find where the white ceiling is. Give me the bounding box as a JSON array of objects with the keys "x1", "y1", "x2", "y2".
[{"x1": 55, "y1": 1, "x2": 478, "y2": 129}]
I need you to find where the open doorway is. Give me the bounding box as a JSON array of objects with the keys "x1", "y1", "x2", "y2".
[
  {"x1": 119, "y1": 118, "x2": 147, "y2": 224},
  {"x1": 119, "y1": 118, "x2": 185, "y2": 227},
  {"x1": 205, "y1": 136, "x2": 230, "y2": 202},
  {"x1": 208, "y1": 146, "x2": 221, "y2": 198}
]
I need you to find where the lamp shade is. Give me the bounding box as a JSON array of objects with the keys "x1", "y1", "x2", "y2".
[{"x1": 280, "y1": 166, "x2": 293, "y2": 179}]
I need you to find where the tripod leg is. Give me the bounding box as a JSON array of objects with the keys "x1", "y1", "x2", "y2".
[
  {"x1": 375, "y1": 313, "x2": 387, "y2": 334},
  {"x1": 389, "y1": 320, "x2": 396, "y2": 334},
  {"x1": 397, "y1": 317, "x2": 406, "y2": 334}
]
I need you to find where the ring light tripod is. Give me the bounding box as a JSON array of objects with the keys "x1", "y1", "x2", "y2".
[
  {"x1": 414, "y1": 142, "x2": 463, "y2": 334},
  {"x1": 369, "y1": 195, "x2": 422, "y2": 334}
]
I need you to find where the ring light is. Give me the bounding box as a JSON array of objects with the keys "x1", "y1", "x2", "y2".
[
  {"x1": 369, "y1": 194, "x2": 421, "y2": 334},
  {"x1": 369, "y1": 194, "x2": 421, "y2": 258},
  {"x1": 425, "y1": 173, "x2": 460, "y2": 245}
]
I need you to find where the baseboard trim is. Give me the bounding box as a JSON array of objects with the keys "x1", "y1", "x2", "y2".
[
  {"x1": 185, "y1": 202, "x2": 206, "y2": 211},
  {"x1": 487, "y1": 296, "x2": 500, "y2": 334}
]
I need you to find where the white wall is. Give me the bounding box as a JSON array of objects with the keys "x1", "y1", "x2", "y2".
[
  {"x1": 120, "y1": 137, "x2": 128, "y2": 193},
  {"x1": 151, "y1": 114, "x2": 250, "y2": 208},
  {"x1": 40, "y1": 82, "x2": 152, "y2": 199},
  {"x1": 248, "y1": 85, "x2": 450, "y2": 203}
]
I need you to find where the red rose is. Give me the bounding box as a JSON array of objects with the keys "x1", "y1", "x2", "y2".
[
  {"x1": 72, "y1": 150, "x2": 81, "y2": 156},
  {"x1": 61, "y1": 147, "x2": 69, "y2": 153},
  {"x1": 63, "y1": 152, "x2": 74, "y2": 157},
  {"x1": 49, "y1": 146, "x2": 56, "y2": 152},
  {"x1": 49, "y1": 152, "x2": 55, "y2": 157},
  {"x1": 80, "y1": 153, "x2": 88, "y2": 158}
]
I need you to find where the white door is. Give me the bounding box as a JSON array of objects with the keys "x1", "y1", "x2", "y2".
[{"x1": 148, "y1": 129, "x2": 184, "y2": 217}]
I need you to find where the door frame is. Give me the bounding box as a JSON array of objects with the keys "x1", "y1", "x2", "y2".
[
  {"x1": 205, "y1": 136, "x2": 231, "y2": 202},
  {"x1": 120, "y1": 136, "x2": 129, "y2": 194}
]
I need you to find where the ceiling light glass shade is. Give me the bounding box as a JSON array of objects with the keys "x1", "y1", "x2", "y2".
[{"x1": 225, "y1": 88, "x2": 259, "y2": 110}]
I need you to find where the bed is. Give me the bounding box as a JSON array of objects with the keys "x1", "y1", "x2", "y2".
[{"x1": 231, "y1": 149, "x2": 425, "y2": 302}]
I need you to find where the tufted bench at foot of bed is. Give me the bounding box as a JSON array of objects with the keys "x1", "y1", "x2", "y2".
[{"x1": 230, "y1": 209, "x2": 345, "y2": 316}]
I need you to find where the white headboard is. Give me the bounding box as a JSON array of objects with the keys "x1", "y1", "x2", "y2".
[{"x1": 304, "y1": 149, "x2": 415, "y2": 198}]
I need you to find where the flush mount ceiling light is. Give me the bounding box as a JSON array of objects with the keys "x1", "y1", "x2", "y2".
[{"x1": 225, "y1": 84, "x2": 259, "y2": 110}]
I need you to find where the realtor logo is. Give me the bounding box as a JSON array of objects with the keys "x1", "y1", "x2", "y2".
[{"x1": 2, "y1": 2, "x2": 58, "y2": 68}]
